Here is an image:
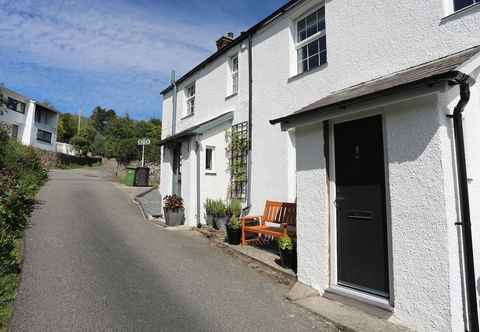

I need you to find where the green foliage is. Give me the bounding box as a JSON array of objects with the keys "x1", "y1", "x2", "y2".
[
  {"x1": 204, "y1": 198, "x2": 216, "y2": 216},
  {"x1": 212, "y1": 199, "x2": 227, "y2": 217},
  {"x1": 0, "y1": 125, "x2": 47, "y2": 328},
  {"x1": 70, "y1": 135, "x2": 90, "y2": 156},
  {"x1": 278, "y1": 235, "x2": 294, "y2": 251},
  {"x1": 90, "y1": 106, "x2": 117, "y2": 134},
  {"x1": 227, "y1": 199, "x2": 242, "y2": 217},
  {"x1": 228, "y1": 215, "x2": 241, "y2": 230}
]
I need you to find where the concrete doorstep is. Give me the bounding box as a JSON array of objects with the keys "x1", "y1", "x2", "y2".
[{"x1": 288, "y1": 282, "x2": 412, "y2": 332}]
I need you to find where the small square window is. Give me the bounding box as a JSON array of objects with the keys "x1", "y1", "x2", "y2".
[{"x1": 205, "y1": 146, "x2": 215, "y2": 173}]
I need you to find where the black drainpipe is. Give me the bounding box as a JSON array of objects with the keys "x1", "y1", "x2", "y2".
[
  {"x1": 246, "y1": 32, "x2": 253, "y2": 209},
  {"x1": 448, "y1": 80, "x2": 479, "y2": 332}
]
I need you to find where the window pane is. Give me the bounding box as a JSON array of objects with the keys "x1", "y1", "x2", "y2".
[
  {"x1": 206, "y1": 149, "x2": 212, "y2": 170},
  {"x1": 320, "y1": 50, "x2": 327, "y2": 66},
  {"x1": 298, "y1": 45, "x2": 308, "y2": 61},
  {"x1": 319, "y1": 35, "x2": 327, "y2": 52},
  {"x1": 308, "y1": 40, "x2": 319, "y2": 56},
  {"x1": 309, "y1": 54, "x2": 320, "y2": 70},
  {"x1": 454, "y1": 0, "x2": 474, "y2": 10}
]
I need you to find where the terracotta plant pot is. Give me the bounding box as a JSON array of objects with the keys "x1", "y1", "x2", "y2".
[
  {"x1": 164, "y1": 208, "x2": 185, "y2": 226},
  {"x1": 226, "y1": 226, "x2": 242, "y2": 245}
]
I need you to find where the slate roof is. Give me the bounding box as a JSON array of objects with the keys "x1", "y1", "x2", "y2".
[
  {"x1": 270, "y1": 45, "x2": 480, "y2": 125},
  {"x1": 160, "y1": 112, "x2": 233, "y2": 146}
]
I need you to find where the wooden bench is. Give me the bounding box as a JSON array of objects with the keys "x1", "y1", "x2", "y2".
[{"x1": 240, "y1": 200, "x2": 296, "y2": 246}]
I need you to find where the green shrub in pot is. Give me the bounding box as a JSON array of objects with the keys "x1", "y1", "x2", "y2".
[
  {"x1": 213, "y1": 199, "x2": 228, "y2": 230},
  {"x1": 278, "y1": 235, "x2": 296, "y2": 270},
  {"x1": 203, "y1": 198, "x2": 215, "y2": 227},
  {"x1": 226, "y1": 215, "x2": 242, "y2": 245}
]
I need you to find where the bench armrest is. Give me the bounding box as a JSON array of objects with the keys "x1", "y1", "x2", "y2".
[{"x1": 240, "y1": 215, "x2": 262, "y2": 226}]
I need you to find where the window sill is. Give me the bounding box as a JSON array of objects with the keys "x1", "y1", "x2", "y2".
[
  {"x1": 205, "y1": 171, "x2": 217, "y2": 176},
  {"x1": 441, "y1": 2, "x2": 480, "y2": 23},
  {"x1": 225, "y1": 93, "x2": 238, "y2": 101},
  {"x1": 181, "y1": 113, "x2": 194, "y2": 120},
  {"x1": 287, "y1": 62, "x2": 328, "y2": 83}
]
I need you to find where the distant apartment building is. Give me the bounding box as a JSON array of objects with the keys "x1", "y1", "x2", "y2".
[{"x1": 0, "y1": 86, "x2": 59, "y2": 152}]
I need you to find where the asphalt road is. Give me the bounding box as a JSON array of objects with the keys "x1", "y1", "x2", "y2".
[{"x1": 10, "y1": 169, "x2": 336, "y2": 332}]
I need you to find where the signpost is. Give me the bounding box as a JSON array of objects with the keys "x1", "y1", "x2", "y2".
[{"x1": 137, "y1": 138, "x2": 151, "y2": 167}]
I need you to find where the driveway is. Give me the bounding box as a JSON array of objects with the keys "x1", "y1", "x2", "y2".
[{"x1": 10, "y1": 169, "x2": 337, "y2": 331}]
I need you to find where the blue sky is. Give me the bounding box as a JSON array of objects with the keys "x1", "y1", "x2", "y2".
[{"x1": 0, "y1": 0, "x2": 284, "y2": 120}]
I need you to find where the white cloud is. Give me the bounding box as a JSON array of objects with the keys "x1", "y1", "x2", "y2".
[{"x1": 0, "y1": 0, "x2": 232, "y2": 77}]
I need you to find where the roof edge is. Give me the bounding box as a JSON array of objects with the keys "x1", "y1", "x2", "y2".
[
  {"x1": 269, "y1": 70, "x2": 472, "y2": 126},
  {"x1": 160, "y1": 0, "x2": 305, "y2": 95}
]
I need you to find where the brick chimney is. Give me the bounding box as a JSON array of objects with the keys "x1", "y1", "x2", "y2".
[{"x1": 216, "y1": 32, "x2": 234, "y2": 50}]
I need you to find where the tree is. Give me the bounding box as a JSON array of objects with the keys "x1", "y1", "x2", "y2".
[
  {"x1": 0, "y1": 85, "x2": 7, "y2": 116},
  {"x1": 70, "y1": 136, "x2": 90, "y2": 156},
  {"x1": 90, "y1": 106, "x2": 116, "y2": 134},
  {"x1": 57, "y1": 113, "x2": 77, "y2": 143}
]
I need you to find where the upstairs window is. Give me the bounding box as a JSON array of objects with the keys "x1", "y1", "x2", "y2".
[
  {"x1": 185, "y1": 83, "x2": 195, "y2": 117},
  {"x1": 296, "y1": 7, "x2": 327, "y2": 74},
  {"x1": 454, "y1": 0, "x2": 479, "y2": 11},
  {"x1": 230, "y1": 55, "x2": 239, "y2": 95},
  {"x1": 6, "y1": 97, "x2": 26, "y2": 114}
]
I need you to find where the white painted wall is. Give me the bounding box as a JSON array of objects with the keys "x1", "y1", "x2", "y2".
[
  {"x1": 159, "y1": 1, "x2": 480, "y2": 327},
  {"x1": 0, "y1": 94, "x2": 58, "y2": 151},
  {"x1": 293, "y1": 85, "x2": 480, "y2": 331}
]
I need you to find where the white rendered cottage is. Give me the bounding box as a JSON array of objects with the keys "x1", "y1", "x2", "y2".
[
  {"x1": 0, "y1": 86, "x2": 59, "y2": 151},
  {"x1": 160, "y1": 0, "x2": 480, "y2": 330}
]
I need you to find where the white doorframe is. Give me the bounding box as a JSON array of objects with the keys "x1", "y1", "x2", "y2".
[{"x1": 327, "y1": 110, "x2": 394, "y2": 309}]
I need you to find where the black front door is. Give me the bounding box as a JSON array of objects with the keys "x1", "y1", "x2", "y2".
[{"x1": 334, "y1": 115, "x2": 389, "y2": 298}]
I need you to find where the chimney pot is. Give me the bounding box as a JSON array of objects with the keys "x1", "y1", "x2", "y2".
[{"x1": 216, "y1": 32, "x2": 235, "y2": 50}]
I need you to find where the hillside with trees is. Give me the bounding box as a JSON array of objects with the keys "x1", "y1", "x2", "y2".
[{"x1": 58, "y1": 106, "x2": 162, "y2": 167}]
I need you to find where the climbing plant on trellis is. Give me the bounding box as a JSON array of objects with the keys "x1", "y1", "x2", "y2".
[{"x1": 226, "y1": 121, "x2": 249, "y2": 200}]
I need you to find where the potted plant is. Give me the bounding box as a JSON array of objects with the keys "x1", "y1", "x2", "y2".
[
  {"x1": 278, "y1": 235, "x2": 295, "y2": 269},
  {"x1": 213, "y1": 199, "x2": 228, "y2": 231},
  {"x1": 226, "y1": 215, "x2": 242, "y2": 245},
  {"x1": 226, "y1": 199, "x2": 242, "y2": 218},
  {"x1": 163, "y1": 194, "x2": 185, "y2": 226},
  {"x1": 203, "y1": 198, "x2": 215, "y2": 227}
]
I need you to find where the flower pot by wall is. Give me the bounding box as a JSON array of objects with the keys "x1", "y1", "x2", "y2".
[
  {"x1": 279, "y1": 249, "x2": 295, "y2": 270},
  {"x1": 226, "y1": 227, "x2": 241, "y2": 245},
  {"x1": 164, "y1": 208, "x2": 185, "y2": 226},
  {"x1": 215, "y1": 216, "x2": 228, "y2": 231},
  {"x1": 205, "y1": 214, "x2": 214, "y2": 227}
]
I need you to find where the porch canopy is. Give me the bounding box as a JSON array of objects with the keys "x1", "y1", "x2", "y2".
[
  {"x1": 160, "y1": 111, "x2": 233, "y2": 146},
  {"x1": 270, "y1": 45, "x2": 480, "y2": 129}
]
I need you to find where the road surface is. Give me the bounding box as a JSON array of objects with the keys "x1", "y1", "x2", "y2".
[{"x1": 10, "y1": 169, "x2": 336, "y2": 331}]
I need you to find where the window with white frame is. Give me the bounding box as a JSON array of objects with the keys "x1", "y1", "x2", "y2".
[
  {"x1": 296, "y1": 6, "x2": 327, "y2": 74},
  {"x1": 230, "y1": 55, "x2": 239, "y2": 95},
  {"x1": 454, "y1": 0, "x2": 479, "y2": 11},
  {"x1": 37, "y1": 129, "x2": 52, "y2": 144},
  {"x1": 185, "y1": 83, "x2": 196, "y2": 116},
  {"x1": 205, "y1": 146, "x2": 215, "y2": 173},
  {"x1": 6, "y1": 97, "x2": 26, "y2": 114}
]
